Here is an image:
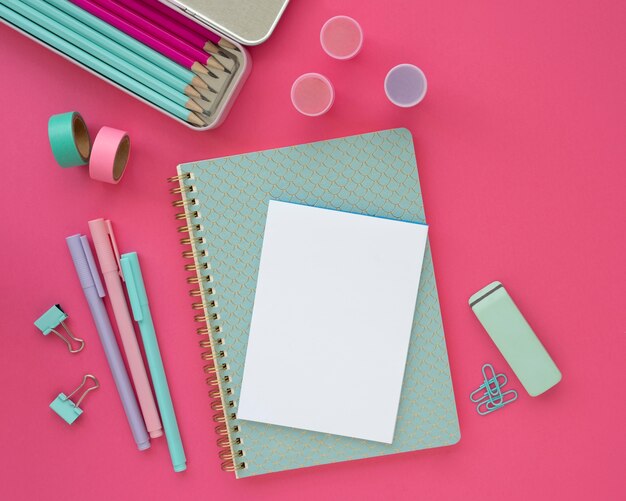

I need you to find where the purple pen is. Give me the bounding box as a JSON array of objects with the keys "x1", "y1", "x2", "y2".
[{"x1": 66, "y1": 234, "x2": 150, "y2": 451}]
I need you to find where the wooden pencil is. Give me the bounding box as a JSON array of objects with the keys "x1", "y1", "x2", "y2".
[
  {"x1": 70, "y1": 0, "x2": 209, "y2": 75},
  {"x1": 88, "y1": 0, "x2": 227, "y2": 72},
  {"x1": 42, "y1": 0, "x2": 210, "y2": 93},
  {"x1": 122, "y1": 0, "x2": 237, "y2": 72},
  {"x1": 138, "y1": 0, "x2": 240, "y2": 52},
  {"x1": 0, "y1": 3, "x2": 206, "y2": 126},
  {"x1": 21, "y1": 0, "x2": 204, "y2": 112}
]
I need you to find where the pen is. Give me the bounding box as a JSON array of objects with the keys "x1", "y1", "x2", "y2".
[
  {"x1": 88, "y1": 218, "x2": 163, "y2": 438},
  {"x1": 66, "y1": 235, "x2": 150, "y2": 451},
  {"x1": 121, "y1": 252, "x2": 187, "y2": 472}
]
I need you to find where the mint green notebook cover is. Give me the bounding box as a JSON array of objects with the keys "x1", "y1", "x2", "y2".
[{"x1": 175, "y1": 128, "x2": 460, "y2": 478}]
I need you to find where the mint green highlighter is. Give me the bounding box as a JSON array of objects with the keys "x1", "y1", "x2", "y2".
[{"x1": 470, "y1": 281, "x2": 561, "y2": 396}]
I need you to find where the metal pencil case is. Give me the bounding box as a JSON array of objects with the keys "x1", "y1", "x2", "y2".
[{"x1": 2, "y1": 0, "x2": 290, "y2": 130}]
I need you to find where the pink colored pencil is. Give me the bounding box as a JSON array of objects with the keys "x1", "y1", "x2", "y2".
[
  {"x1": 71, "y1": 0, "x2": 225, "y2": 72},
  {"x1": 92, "y1": 0, "x2": 226, "y2": 70},
  {"x1": 138, "y1": 0, "x2": 237, "y2": 50},
  {"x1": 126, "y1": 0, "x2": 218, "y2": 54},
  {"x1": 69, "y1": 0, "x2": 209, "y2": 74}
]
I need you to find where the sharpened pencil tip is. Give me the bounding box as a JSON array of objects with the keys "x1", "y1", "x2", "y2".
[
  {"x1": 185, "y1": 85, "x2": 201, "y2": 99},
  {"x1": 196, "y1": 71, "x2": 220, "y2": 89},
  {"x1": 197, "y1": 87, "x2": 217, "y2": 100},
  {"x1": 191, "y1": 76, "x2": 209, "y2": 90},
  {"x1": 186, "y1": 99, "x2": 204, "y2": 113},
  {"x1": 188, "y1": 112, "x2": 207, "y2": 127},
  {"x1": 192, "y1": 97, "x2": 213, "y2": 112},
  {"x1": 192, "y1": 61, "x2": 209, "y2": 74},
  {"x1": 206, "y1": 57, "x2": 226, "y2": 72},
  {"x1": 203, "y1": 41, "x2": 220, "y2": 54},
  {"x1": 219, "y1": 39, "x2": 238, "y2": 51}
]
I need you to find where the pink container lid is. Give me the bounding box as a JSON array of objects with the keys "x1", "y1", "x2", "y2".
[
  {"x1": 320, "y1": 16, "x2": 363, "y2": 60},
  {"x1": 384, "y1": 64, "x2": 428, "y2": 107},
  {"x1": 291, "y1": 73, "x2": 335, "y2": 116}
]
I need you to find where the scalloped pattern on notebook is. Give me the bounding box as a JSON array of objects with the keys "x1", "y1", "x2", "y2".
[{"x1": 177, "y1": 128, "x2": 460, "y2": 477}]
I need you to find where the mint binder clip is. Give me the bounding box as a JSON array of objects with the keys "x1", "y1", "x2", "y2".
[
  {"x1": 50, "y1": 375, "x2": 100, "y2": 424},
  {"x1": 34, "y1": 304, "x2": 85, "y2": 353}
]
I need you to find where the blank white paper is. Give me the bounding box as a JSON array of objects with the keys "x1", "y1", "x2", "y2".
[{"x1": 237, "y1": 201, "x2": 429, "y2": 444}]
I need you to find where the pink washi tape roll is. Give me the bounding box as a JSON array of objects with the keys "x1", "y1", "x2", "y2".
[{"x1": 89, "y1": 127, "x2": 131, "y2": 184}]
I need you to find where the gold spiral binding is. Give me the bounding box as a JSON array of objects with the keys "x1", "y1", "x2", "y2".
[
  {"x1": 175, "y1": 211, "x2": 198, "y2": 220},
  {"x1": 187, "y1": 275, "x2": 211, "y2": 284},
  {"x1": 178, "y1": 224, "x2": 202, "y2": 233},
  {"x1": 170, "y1": 185, "x2": 193, "y2": 194},
  {"x1": 183, "y1": 249, "x2": 206, "y2": 259},
  {"x1": 221, "y1": 460, "x2": 246, "y2": 472},
  {"x1": 167, "y1": 173, "x2": 191, "y2": 183},
  {"x1": 168, "y1": 172, "x2": 245, "y2": 474},
  {"x1": 172, "y1": 198, "x2": 197, "y2": 208},
  {"x1": 180, "y1": 236, "x2": 204, "y2": 246}
]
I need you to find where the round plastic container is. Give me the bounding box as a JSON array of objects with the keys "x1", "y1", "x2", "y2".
[
  {"x1": 384, "y1": 64, "x2": 428, "y2": 107},
  {"x1": 320, "y1": 16, "x2": 363, "y2": 60},
  {"x1": 291, "y1": 73, "x2": 335, "y2": 116}
]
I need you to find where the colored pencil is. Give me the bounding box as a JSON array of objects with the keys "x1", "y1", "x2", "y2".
[
  {"x1": 87, "y1": 0, "x2": 226, "y2": 72},
  {"x1": 19, "y1": 0, "x2": 209, "y2": 112},
  {"x1": 69, "y1": 0, "x2": 209, "y2": 75},
  {"x1": 42, "y1": 0, "x2": 210, "y2": 94},
  {"x1": 124, "y1": 0, "x2": 237, "y2": 72},
  {"x1": 139, "y1": 0, "x2": 238, "y2": 51},
  {"x1": 0, "y1": 3, "x2": 206, "y2": 126}
]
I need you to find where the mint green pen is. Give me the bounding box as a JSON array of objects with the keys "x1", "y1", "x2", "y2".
[{"x1": 120, "y1": 252, "x2": 187, "y2": 472}]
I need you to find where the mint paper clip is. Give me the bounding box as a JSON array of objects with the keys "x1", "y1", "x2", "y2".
[
  {"x1": 50, "y1": 375, "x2": 100, "y2": 424},
  {"x1": 34, "y1": 305, "x2": 85, "y2": 353},
  {"x1": 470, "y1": 363, "x2": 518, "y2": 415}
]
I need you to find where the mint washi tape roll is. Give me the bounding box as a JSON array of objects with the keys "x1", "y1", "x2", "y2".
[{"x1": 48, "y1": 112, "x2": 91, "y2": 167}]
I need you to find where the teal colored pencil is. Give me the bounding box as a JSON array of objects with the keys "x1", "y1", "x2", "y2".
[
  {"x1": 30, "y1": 0, "x2": 209, "y2": 102},
  {"x1": 0, "y1": 4, "x2": 205, "y2": 126},
  {"x1": 16, "y1": 0, "x2": 209, "y2": 114},
  {"x1": 41, "y1": 0, "x2": 213, "y2": 95}
]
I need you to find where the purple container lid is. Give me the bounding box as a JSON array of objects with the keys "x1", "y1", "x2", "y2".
[{"x1": 384, "y1": 64, "x2": 428, "y2": 107}]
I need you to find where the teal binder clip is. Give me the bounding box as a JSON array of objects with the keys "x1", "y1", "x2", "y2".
[
  {"x1": 34, "y1": 305, "x2": 85, "y2": 353},
  {"x1": 50, "y1": 375, "x2": 100, "y2": 424},
  {"x1": 470, "y1": 363, "x2": 518, "y2": 415}
]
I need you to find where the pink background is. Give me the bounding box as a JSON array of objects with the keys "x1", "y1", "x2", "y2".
[{"x1": 1, "y1": 1, "x2": 625, "y2": 499}]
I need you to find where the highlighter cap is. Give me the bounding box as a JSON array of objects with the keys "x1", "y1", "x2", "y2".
[
  {"x1": 66, "y1": 235, "x2": 105, "y2": 297},
  {"x1": 120, "y1": 252, "x2": 148, "y2": 321},
  {"x1": 88, "y1": 218, "x2": 123, "y2": 275}
]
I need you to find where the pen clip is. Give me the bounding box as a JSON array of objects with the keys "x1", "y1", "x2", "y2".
[
  {"x1": 105, "y1": 220, "x2": 124, "y2": 281},
  {"x1": 80, "y1": 236, "x2": 105, "y2": 298},
  {"x1": 122, "y1": 256, "x2": 143, "y2": 322}
]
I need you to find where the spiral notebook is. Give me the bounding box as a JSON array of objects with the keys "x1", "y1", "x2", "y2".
[{"x1": 169, "y1": 128, "x2": 460, "y2": 478}]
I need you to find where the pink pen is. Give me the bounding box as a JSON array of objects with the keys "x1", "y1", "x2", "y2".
[{"x1": 88, "y1": 218, "x2": 163, "y2": 438}]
